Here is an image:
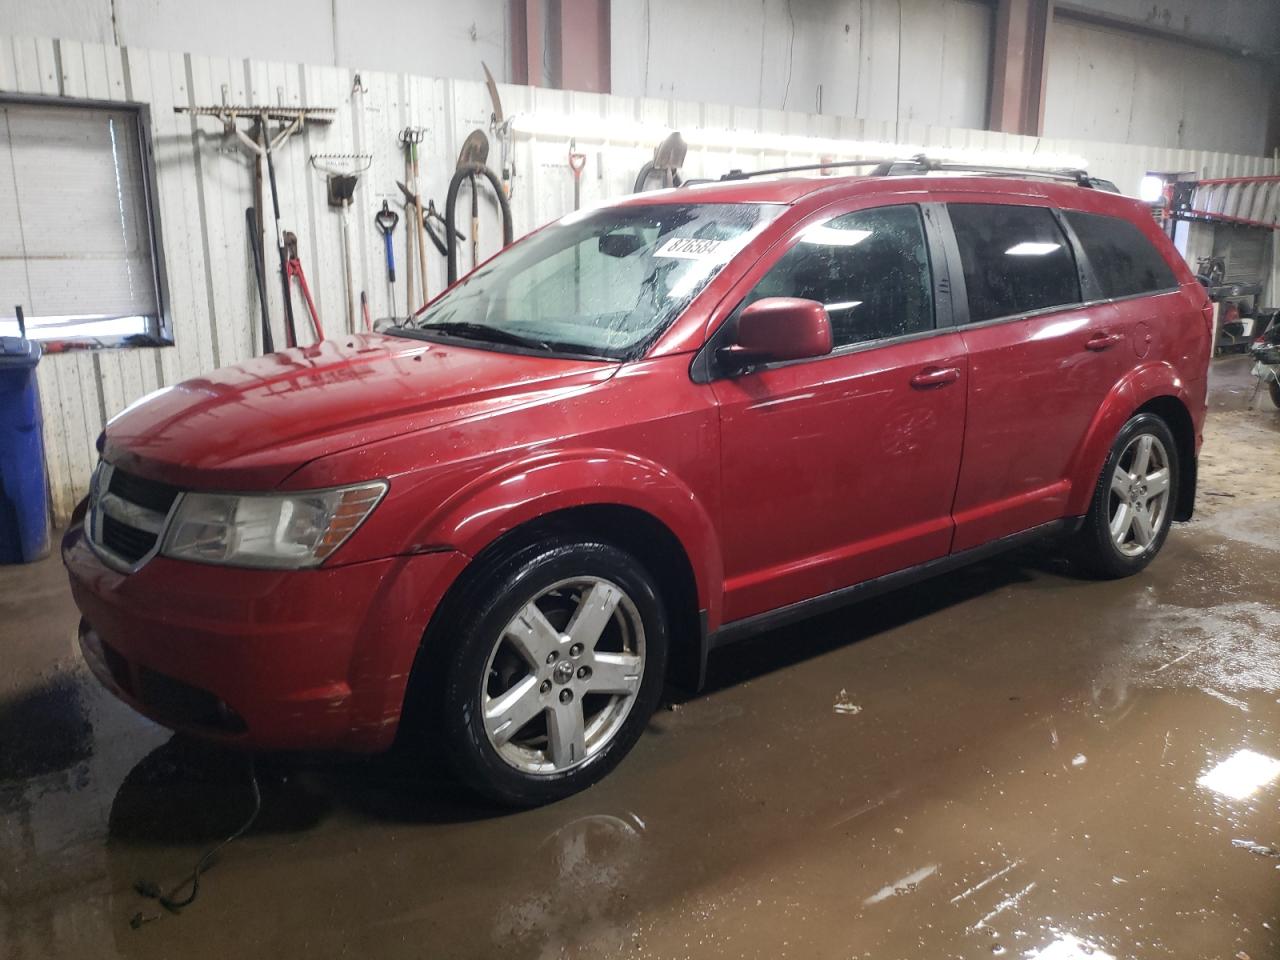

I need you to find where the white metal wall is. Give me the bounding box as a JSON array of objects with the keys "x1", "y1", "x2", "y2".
[
  {"x1": 1, "y1": 31, "x2": 1276, "y2": 524},
  {"x1": 1045, "y1": 17, "x2": 1275, "y2": 156},
  {"x1": 610, "y1": 0, "x2": 995, "y2": 128}
]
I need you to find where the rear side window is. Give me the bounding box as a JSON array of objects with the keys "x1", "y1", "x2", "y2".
[
  {"x1": 1062, "y1": 210, "x2": 1178, "y2": 298},
  {"x1": 948, "y1": 204, "x2": 1081, "y2": 323},
  {"x1": 743, "y1": 204, "x2": 934, "y2": 348}
]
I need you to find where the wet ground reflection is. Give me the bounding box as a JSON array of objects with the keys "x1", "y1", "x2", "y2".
[{"x1": 3, "y1": 357, "x2": 1279, "y2": 959}]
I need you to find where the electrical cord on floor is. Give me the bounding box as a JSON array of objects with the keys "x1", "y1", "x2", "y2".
[{"x1": 131, "y1": 756, "x2": 262, "y2": 922}]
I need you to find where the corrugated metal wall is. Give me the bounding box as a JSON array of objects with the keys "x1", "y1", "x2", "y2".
[{"x1": 2, "y1": 32, "x2": 1276, "y2": 524}]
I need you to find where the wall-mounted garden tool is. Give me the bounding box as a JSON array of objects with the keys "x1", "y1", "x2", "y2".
[
  {"x1": 283, "y1": 231, "x2": 324, "y2": 344},
  {"x1": 245, "y1": 206, "x2": 273, "y2": 354},
  {"x1": 633, "y1": 132, "x2": 688, "y2": 193},
  {"x1": 444, "y1": 130, "x2": 513, "y2": 285},
  {"x1": 424, "y1": 199, "x2": 465, "y2": 257},
  {"x1": 482, "y1": 61, "x2": 514, "y2": 198},
  {"x1": 397, "y1": 127, "x2": 430, "y2": 315},
  {"x1": 374, "y1": 201, "x2": 399, "y2": 317},
  {"x1": 175, "y1": 100, "x2": 335, "y2": 350},
  {"x1": 311, "y1": 153, "x2": 372, "y2": 334},
  {"x1": 568, "y1": 139, "x2": 587, "y2": 211}
]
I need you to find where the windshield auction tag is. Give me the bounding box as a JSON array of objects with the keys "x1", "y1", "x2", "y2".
[{"x1": 653, "y1": 237, "x2": 729, "y2": 260}]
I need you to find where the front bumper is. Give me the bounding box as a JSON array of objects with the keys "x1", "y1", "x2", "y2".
[{"x1": 63, "y1": 524, "x2": 467, "y2": 752}]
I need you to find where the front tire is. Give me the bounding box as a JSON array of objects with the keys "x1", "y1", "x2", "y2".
[
  {"x1": 1072, "y1": 413, "x2": 1179, "y2": 579},
  {"x1": 438, "y1": 538, "x2": 668, "y2": 806},
  {"x1": 1269, "y1": 378, "x2": 1280, "y2": 409}
]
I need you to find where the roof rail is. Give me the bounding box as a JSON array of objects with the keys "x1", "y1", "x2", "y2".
[
  {"x1": 716, "y1": 153, "x2": 1103, "y2": 188},
  {"x1": 719, "y1": 159, "x2": 895, "y2": 181}
]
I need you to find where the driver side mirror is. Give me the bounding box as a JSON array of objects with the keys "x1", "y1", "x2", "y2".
[{"x1": 717, "y1": 297, "x2": 833, "y2": 373}]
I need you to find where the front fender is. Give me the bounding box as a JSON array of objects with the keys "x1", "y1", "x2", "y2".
[
  {"x1": 421, "y1": 449, "x2": 725, "y2": 628},
  {"x1": 1065, "y1": 361, "x2": 1193, "y2": 517}
]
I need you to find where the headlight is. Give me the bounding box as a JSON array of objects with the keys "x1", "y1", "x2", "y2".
[{"x1": 161, "y1": 481, "x2": 387, "y2": 569}]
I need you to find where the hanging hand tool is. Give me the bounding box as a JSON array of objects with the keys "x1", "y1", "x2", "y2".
[
  {"x1": 445, "y1": 131, "x2": 513, "y2": 284},
  {"x1": 361, "y1": 291, "x2": 371, "y2": 331},
  {"x1": 633, "y1": 131, "x2": 688, "y2": 192},
  {"x1": 245, "y1": 207, "x2": 274, "y2": 354},
  {"x1": 375, "y1": 201, "x2": 399, "y2": 318},
  {"x1": 175, "y1": 104, "x2": 335, "y2": 349},
  {"x1": 424, "y1": 199, "x2": 465, "y2": 257},
  {"x1": 399, "y1": 127, "x2": 429, "y2": 312},
  {"x1": 482, "y1": 61, "x2": 514, "y2": 198},
  {"x1": 283, "y1": 231, "x2": 324, "y2": 344},
  {"x1": 326, "y1": 172, "x2": 359, "y2": 331},
  {"x1": 311, "y1": 154, "x2": 371, "y2": 334},
  {"x1": 568, "y1": 139, "x2": 587, "y2": 211},
  {"x1": 264, "y1": 134, "x2": 299, "y2": 348}
]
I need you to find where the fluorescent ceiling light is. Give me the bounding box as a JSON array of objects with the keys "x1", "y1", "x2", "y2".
[
  {"x1": 825, "y1": 300, "x2": 863, "y2": 312},
  {"x1": 1197, "y1": 748, "x2": 1280, "y2": 800},
  {"x1": 509, "y1": 114, "x2": 1090, "y2": 172},
  {"x1": 1006, "y1": 241, "x2": 1062, "y2": 256},
  {"x1": 801, "y1": 225, "x2": 872, "y2": 247}
]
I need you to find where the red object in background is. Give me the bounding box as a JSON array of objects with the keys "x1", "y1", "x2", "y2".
[{"x1": 65, "y1": 173, "x2": 1210, "y2": 754}]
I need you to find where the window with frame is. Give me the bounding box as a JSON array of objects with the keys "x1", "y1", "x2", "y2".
[
  {"x1": 0, "y1": 96, "x2": 169, "y2": 349},
  {"x1": 1062, "y1": 210, "x2": 1178, "y2": 299},
  {"x1": 741, "y1": 204, "x2": 935, "y2": 349},
  {"x1": 948, "y1": 203, "x2": 1081, "y2": 323}
]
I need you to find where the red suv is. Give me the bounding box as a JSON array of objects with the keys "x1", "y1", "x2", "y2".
[{"x1": 64, "y1": 167, "x2": 1211, "y2": 805}]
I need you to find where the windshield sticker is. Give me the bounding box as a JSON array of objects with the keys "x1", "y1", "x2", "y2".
[{"x1": 654, "y1": 237, "x2": 731, "y2": 260}]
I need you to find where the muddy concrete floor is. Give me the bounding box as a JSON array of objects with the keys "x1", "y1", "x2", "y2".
[{"x1": 4, "y1": 356, "x2": 1280, "y2": 960}]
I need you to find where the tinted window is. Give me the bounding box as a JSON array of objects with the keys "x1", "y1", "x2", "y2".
[
  {"x1": 743, "y1": 205, "x2": 934, "y2": 348},
  {"x1": 1063, "y1": 210, "x2": 1178, "y2": 298},
  {"x1": 949, "y1": 204, "x2": 1081, "y2": 323}
]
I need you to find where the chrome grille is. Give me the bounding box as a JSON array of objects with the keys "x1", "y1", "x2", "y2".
[{"x1": 86, "y1": 462, "x2": 182, "y2": 572}]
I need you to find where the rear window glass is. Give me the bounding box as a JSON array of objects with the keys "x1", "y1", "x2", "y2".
[
  {"x1": 949, "y1": 204, "x2": 1081, "y2": 323},
  {"x1": 1063, "y1": 210, "x2": 1178, "y2": 299}
]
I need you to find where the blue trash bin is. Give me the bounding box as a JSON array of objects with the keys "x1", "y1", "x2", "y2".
[{"x1": 0, "y1": 336, "x2": 50, "y2": 563}]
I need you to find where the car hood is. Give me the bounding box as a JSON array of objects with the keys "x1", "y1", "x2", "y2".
[{"x1": 103, "y1": 333, "x2": 618, "y2": 489}]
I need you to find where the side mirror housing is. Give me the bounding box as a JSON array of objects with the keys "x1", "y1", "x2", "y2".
[{"x1": 717, "y1": 297, "x2": 833, "y2": 372}]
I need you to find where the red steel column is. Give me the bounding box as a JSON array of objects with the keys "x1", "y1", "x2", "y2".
[
  {"x1": 557, "y1": 0, "x2": 611, "y2": 94},
  {"x1": 988, "y1": 0, "x2": 1051, "y2": 135}
]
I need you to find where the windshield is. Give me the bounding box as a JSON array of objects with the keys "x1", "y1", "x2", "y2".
[{"x1": 396, "y1": 202, "x2": 781, "y2": 359}]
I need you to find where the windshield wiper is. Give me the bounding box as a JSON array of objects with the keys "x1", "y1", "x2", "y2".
[{"x1": 417, "y1": 321, "x2": 553, "y2": 352}]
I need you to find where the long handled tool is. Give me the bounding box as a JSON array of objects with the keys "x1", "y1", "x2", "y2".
[
  {"x1": 568, "y1": 139, "x2": 586, "y2": 211},
  {"x1": 398, "y1": 127, "x2": 429, "y2": 313},
  {"x1": 283, "y1": 231, "x2": 323, "y2": 344},
  {"x1": 175, "y1": 103, "x2": 334, "y2": 350},
  {"x1": 482, "y1": 61, "x2": 514, "y2": 198},
  {"x1": 245, "y1": 206, "x2": 274, "y2": 354},
  {"x1": 312, "y1": 154, "x2": 371, "y2": 334},
  {"x1": 263, "y1": 129, "x2": 298, "y2": 348},
  {"x1": 444, "y1": 137, "x2": 513, "y2": 285},
  {"x1": 375, "y1": 201, "x2": 399, "y2": 318}
]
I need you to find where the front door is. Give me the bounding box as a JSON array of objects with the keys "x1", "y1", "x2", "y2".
[{"x1": 710, "y1": 201, "x2": 969, "y2": 624}]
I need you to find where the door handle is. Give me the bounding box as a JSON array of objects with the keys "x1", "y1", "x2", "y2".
[
  {"x1": 910, "y1": 366, "x2": 961, "y2": 389},
  {"x1": 1085, "y1": 332, "x2": 1124, "y2": 351}
]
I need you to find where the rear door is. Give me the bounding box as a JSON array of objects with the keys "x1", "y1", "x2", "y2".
[
  {"x1": 706, "y1": 198, "x2": 969, "y2": 623},
  {"x1": 941, "y1": 198, "x2": 1131, "y2": 551}
]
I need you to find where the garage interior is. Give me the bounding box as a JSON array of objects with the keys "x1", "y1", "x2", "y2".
[{"x1": 3, "y1": 1, "x2": 1280, "y2": 958}]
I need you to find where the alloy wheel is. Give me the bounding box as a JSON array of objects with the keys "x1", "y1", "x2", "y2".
[
  {"x1": 481, "y1": 576, "x2": 646, "y2": 775},
  {"x1": 1108, "y1": 433, "x2": 1172, "y2": 557}
]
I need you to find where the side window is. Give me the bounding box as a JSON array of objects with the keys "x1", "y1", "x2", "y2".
[
  {"x1": 948, "y1": 204, "x2": 1081, "y2": 323},
  {"x1": 743, "y1": 204, "x2": 934, "y2": 348},
  {"x1": 1063, "y1": 210, "x2": 1178, "y2": 298}
]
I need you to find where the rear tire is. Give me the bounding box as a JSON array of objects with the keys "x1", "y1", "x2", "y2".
[
  {"x1": 436, "y1": 538, "x2": 668, "y2": 807},
  {"x1": 1269, "y1": 379, "x2": 1280, "y2": 409},
  {"x1": 1072, "y1": 413, "x2": 1179, "y2": 579}
]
